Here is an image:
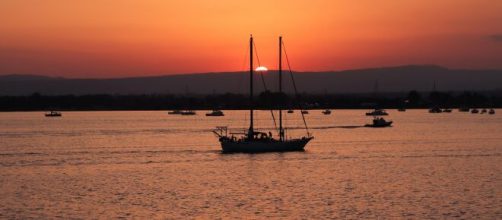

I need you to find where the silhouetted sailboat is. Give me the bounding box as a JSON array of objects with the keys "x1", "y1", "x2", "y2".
[
  {"x1": 213, "y1": 36, "x2": 313, "y2": 153},
  {"x1": 366, "y1": 80, "x2": 390, "y2": 116}
]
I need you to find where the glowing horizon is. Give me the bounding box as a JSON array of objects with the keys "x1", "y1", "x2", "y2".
[{"x1": 1, "y1": 0, "x2": 502, "y2": 78}]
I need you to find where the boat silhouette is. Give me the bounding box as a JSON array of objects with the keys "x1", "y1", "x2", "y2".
[
  {"x1": 366, "y1": 108, "x2": 388, "y2": 116},
  {"x1": 365, "y1": 117, "x2": 392, "y2": 127},
  {"x1": 206, "y1": 109, "x2": 224, "y2": 116},
  {"x1": 213, "y1": 36, "x2": 313, "y2": 153},
  {"x1": 45, "y1": 110, "x2": 62, "y2": 117}
]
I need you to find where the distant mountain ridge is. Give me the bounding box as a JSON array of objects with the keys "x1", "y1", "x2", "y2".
[{"x1": 1, "y1": 65, "x2": 502, "y2": 95}]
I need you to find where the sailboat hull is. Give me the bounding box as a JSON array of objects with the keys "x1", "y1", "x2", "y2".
[{"x1": 220, "y1": 137, "x2": 312, "y2": 153}]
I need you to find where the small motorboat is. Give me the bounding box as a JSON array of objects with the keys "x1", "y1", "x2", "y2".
[
  {"x1": 443, "y1": 108, "x2": 452, "y2": 113},
  {"x1": 366, "y1": 109, "x2": 388, "y2": 116},
  {"x1": 365, "y1": 117, "x2": 392, "y2": 128},
  {"x1": 206, "y1": 109, "x2": 224, "y2": 116},
  {"x1": 397, "y1": 107, "x2": 406, "y2": 112},
  {"x1": 322, "y1": 109, "x2": 331, "y2": 115},
  {"x1": 301, "y1": 110, "x2": 309, "y2": 114},
  {"x1": 180, "y1": 110, "x2": 196, "y2": 115},
  {"x1": 481, "y1": 109, "x2": 487, "y2": 114},
  {"x1": 45, "y1": 111, "x2": 62, "y2": 117},
  {"x1": 471, "y1": 109, "x2": 479, "y2": 114},
  {"x1": 429, "y1": 107, "x2": 442, "y2": 113},
  {"x1": 168, "y1": 110, "x2": 182, "y2": 115},
  {"x1": 287, "y1": 109, "x2": 294, "y2": 114},
  {"x1": 489, "y1": 109, "x2": 495, "y2": 114}
]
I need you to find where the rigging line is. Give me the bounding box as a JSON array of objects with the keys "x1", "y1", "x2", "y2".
[
  {"x1": 281, "y1": 40, "x2": 310, "y2": 136},
  {"x1": 238, "y1": 42, "x2": 250, "y2": 94},
  {"x1": 252, "y1": 40, "x2": 279, "y2": 133},
  {"x1": 238, "y1": 42, "x2": 250, "y2": 130}
]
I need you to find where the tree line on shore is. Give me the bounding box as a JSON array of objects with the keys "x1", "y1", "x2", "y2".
[{"x1": 0, "y1": 90, "x2": 501, "y2": 111}]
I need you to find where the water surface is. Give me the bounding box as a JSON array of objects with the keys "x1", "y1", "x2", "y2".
[{"x1": 1, "y1": 110, "x2": 501, "y2": 218}]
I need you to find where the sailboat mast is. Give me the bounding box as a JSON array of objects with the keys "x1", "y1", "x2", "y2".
[
  {"x1": 249, "y1": 35, "x2": 254, "y2": 139},
  {"x1": 279, "y1": 36, "x2": 284, "y2": 141}
]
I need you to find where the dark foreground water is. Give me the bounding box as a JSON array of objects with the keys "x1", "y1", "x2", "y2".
[{"x1": 1, "y1": 110, "x2": 501, "y2": 219}]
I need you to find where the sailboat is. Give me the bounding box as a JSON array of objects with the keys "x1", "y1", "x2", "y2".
[
  {"x1": 213, "y1": 35, "x2": 313, "y2": 153},
  {"x1": 366, "y1": 80, "x2": 389, "y2": 116}
]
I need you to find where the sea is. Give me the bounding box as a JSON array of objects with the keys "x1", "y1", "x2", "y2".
[{"x1": 0, "y1": 110, "x2": 501, "y2": 219}]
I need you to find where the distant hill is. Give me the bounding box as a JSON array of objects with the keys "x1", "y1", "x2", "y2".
[{"x1": 1, "y1": 65, "x2": 502, "y2": 95}]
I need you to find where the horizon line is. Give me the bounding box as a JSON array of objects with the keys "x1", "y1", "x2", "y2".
[{"x1": 2, "y1": 64, "x2": 502, "y2": 80}]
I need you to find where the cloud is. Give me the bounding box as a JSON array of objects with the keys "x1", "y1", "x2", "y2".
[{"x1": 489, "y1": 34, "x2": 502, "y2": 42}]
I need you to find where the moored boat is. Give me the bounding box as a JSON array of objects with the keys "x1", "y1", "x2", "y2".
[
  {"x1": 180, "y1": 110, "x2": 196, "y2": 115},
  {"x1": 206, "y1": 109, "x2": 224, "y2": 116},
  {"x1": 168, "y1": 110, "x2": 182, "y2": 114},
  {"x1": 366, "y1": 109, "x2": 388, "y2": 116},
  {"x1": 45, "y1": 111, "x2": 62, "y2": 117},
  {"x1": 429, "y1": 106, "x2": 442, "y2": 113},
  {"x1": 322, "y1": 109, "x2": 331, "y2": 115}
]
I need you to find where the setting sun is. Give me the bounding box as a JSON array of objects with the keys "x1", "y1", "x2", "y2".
[{"x1": 255, "y1": 66, "x2": 268, "y2": 72}]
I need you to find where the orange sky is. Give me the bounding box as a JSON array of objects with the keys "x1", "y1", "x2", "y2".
[{"x1": 1, "y1": 0, "x2": 501, "y2": 78}]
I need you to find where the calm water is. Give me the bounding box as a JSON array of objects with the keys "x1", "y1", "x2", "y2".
[{"x1": 1, "y1": 110, "x2": 501, "y2": 219}]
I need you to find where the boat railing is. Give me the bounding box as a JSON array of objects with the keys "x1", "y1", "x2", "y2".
[{"x1": 213, "y1": 126, "x2": 228, "y2": 138}]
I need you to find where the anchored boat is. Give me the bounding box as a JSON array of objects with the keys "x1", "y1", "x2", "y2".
[
  {"x1": 45, "y1": 110, "x2": 62, "y2": 117},
  {"x1": 366, "y1": 108, "x2": 389, "y2": 116},
  {"x1": 206, "y1": 109, "x2": 224, "y2": 116}
]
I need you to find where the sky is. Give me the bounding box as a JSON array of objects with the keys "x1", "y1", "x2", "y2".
[{"x1": 0, "y1": 0, "x2": 501, "y2": 78}]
